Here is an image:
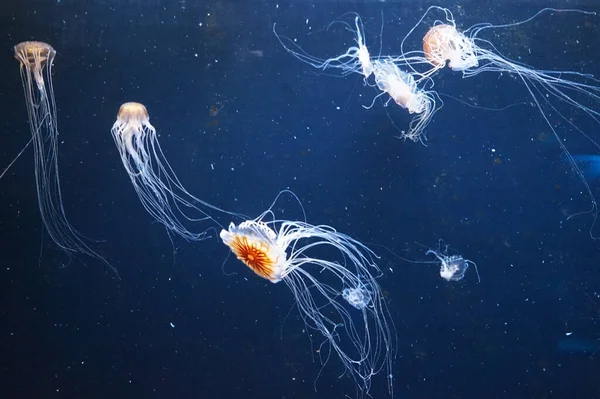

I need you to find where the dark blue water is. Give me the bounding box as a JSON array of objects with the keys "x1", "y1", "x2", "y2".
[{"x1": 1, "y1": 0, "x2": 599, "y2": 398}]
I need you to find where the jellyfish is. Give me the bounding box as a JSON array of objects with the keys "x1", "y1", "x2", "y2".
[
  {"x1": 425, "y1": 241, "x2": 480, "y2": 283},
  {"x1": 14, "y1": 41, "x2": 116, "y2": 275},
  {"x1": 422, "y1": 24, "x2": 478, "y2": 73},
  {"x1": 111, "y1": 102, "x2": 243, "y2": 241},
  {"x1": 397, "y1": 7, "x2": 478, "y2": 79},
  {"x1": 398, "y1": 7, "x2": 600, "y2": 235},
  {"x1": 273, "y1": 14, "x2": 374, "y2": 79},
  {"x1": 366, "y1": 58, "x2": 441, "y2": 142},
  {"x1": 342, "y1": 285, "x2": 372, "y2": 310},
  {"x1": 220, "y1": 193, "x2": 395, "y2": 397}
]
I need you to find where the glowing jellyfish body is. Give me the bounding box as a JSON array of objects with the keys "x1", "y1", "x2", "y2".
[
  {"x1": 422, "y1": 24, "x2": 478, "y2": 72},
  {"x1": 425, "y1": 244, "x2": 480, "y2": 283},
  {"x1": 370, "y1": 58, "x2": 440, "y2": 142},
  {"x1": 14, "y1": 41, "x2": 116, "y2": 275},
  {"x1": 111, "y1": 102, "x2": 240, "y2": 241},
  {"x1": 399, "y1": 6, "x2": 600, "y2": 234},
  {"x1": 273, "y1": 14, "x2": 373, "y2": 79},
  {"x1": 220, "y1": 206, "x2": 394, "y2": 397},
  {"x1": 342, "y1": 285, "x2": 372, "y2": 310}
]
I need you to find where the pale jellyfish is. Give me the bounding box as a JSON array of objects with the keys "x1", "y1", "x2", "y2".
[
  {"x1": 14, "y1": 41, "x2": 116, "y2": 275},
  {"x1": 111, "y1": 102, "x2": 243, "y2": 241},
  {"x1": 343, "y1": 285, "x2": 373, "y2": 310},
  {"x1": 425, "y1": 241, "x2": 480, "y2": 283},
  {"x1": 397, "y1": 7, "x2": 479, "y2": 79},
  {"x1": 367, "y1": 58, "x2": 441, "y2": 143}
]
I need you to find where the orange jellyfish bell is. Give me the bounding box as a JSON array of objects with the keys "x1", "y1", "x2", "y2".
[
  {"x1": 422, "y1": 24, "x2": 456, "y2": 67},
  {"x1": 220, "y1": 221, "x2": 287, "y2": 283},
  {"x1": 117, "y1": 102, "x2": 149, "y2": 124},
  {"x1": 14, "y1": 41, "x2": 55, "y2": 66}
]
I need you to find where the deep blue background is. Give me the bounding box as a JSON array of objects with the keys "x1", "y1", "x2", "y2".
[{"x1": 1, "y1": 0, "x2": 600, "y2": 398}]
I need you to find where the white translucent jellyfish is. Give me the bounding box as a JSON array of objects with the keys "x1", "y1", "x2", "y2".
[
  {"x1": 423, "y1": 24, "x2": 478, "y2": 72},
  {"x1": 397, "y1": 7, "x2": 479, "y2": 79},
  {"x1": 14, "y1": 41, "x2": 116, "y2": 275},
  {"x1": 273, "y1": 13, "x2": 374, "y2": 79},
  {"x1": 111, "y1": 102, "x2": 243, "y2": 241},
  {"x1": 342, "y1": 285, "x2": 372, "y2": 310},
  {"x1": 368, "y1": 58, "x2": 441, "y2": 143},
  {"x1": 220, "y1": 192, "x2": 395, "y2": 397},
  {"x1": 425, "y1": 242, "x2": 480, "y2": 283},
  {"x1": 399, "y1": 7, "x2": 600, "y2": 236}
]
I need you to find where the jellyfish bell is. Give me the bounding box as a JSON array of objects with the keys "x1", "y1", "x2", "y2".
[
  {"x1": 342, "y1": 285, "x2": 372, "y2": 310},
  {"x1": 422, "y1": 24, "x2": 478, "y2": 71},
  {"x1": 14, "y1": 41, "x2": 55, "y2": 63},
  {"x1": 116, "y1": 102, "x2": 149, "y2": 126},
  {"x1": 219, "y1": 220, "x2": 286, "y2": 283},
  {"x1": 422, "y1": 25, "x2": 451, "y2": 67},
  {"x1": 220, "y1": 193, "x2": 395, "y2": 397}
]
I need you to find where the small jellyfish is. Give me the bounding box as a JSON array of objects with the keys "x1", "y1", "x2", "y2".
[
  {"x1": 368, "y1": 58, "x2": 441, "y2": 142},
  {"x1": 421, "y1": 20, "x2": 478, "y2": 73},
  {"x1": 342, "y1": 285, "x2": 372, "y2": 310},
  {"x1": 111, "y1": 102, "x2": 243, "y2": 240},
  {"x1": 220, "y1": 191, "x2": 395, "y2": 397},
  {"x1": 425, "y1": 241, "x2": 480, "y2": 283},
  {"x1": 14, "y1": 41, "x2": 116, "y2": 275}
]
